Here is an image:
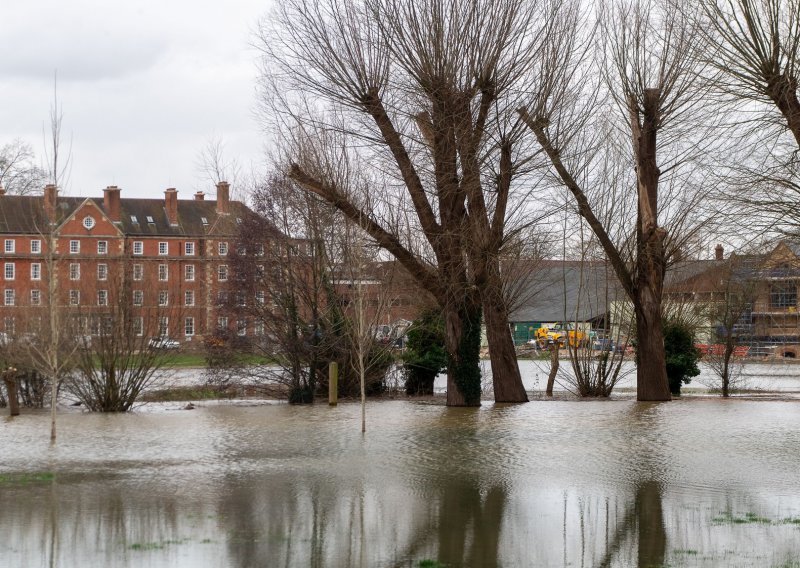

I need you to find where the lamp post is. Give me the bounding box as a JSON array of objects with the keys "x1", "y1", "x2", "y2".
[{"x1": 2, "y1": 367, "x2": 19, "y2": 416}]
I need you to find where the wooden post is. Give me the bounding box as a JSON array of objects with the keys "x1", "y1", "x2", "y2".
[
  {"x1": 3, "y1": 368, "x2": 19, "y2": 416},
  {"x1": 328, "y1": 361, "x2": 338, "y2": 406}
]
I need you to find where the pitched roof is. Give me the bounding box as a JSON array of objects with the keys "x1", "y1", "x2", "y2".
[{"x1": 0, "y1": 194, "x2": 278, "y2": 238}]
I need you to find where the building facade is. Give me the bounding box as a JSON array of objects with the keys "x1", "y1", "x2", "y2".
[{"x1": 0, "y1": 182, "x2": 268, "y2": 348}]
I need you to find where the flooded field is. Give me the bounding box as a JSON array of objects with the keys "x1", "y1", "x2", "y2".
[{"x1": 2, "y1": 394, "x2": 800, "y2": 567}]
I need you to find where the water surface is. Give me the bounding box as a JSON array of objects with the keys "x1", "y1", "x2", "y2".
[{"x1": 2, "y1": 399, "x2": 799, "y2": 567}]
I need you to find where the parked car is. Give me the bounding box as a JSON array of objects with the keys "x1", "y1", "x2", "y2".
[{"x1": 148, "y1": 337, "x2": 180, "y2": 350}]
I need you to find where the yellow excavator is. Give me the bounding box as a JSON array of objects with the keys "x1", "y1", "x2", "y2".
[{"x1": 534, "y1": 323, "x2": 588, "y2": 348}]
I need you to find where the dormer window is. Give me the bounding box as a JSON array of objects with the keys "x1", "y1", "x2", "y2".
[
  {"x1": 201, "y1": 217, "x2": 208, "y2": 225},
  {"x1": 146, "y1": 216, "x2": 155, "y2": 224},
  {"x1": 130, "y1": 215, "x2": 138, "y2": 224}
]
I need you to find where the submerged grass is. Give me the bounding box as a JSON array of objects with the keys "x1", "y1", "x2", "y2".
[
  {"x1": 712, "y1": 511, "x2": 800, "y2": 525},
  {"x1": 0, "y1": 472, "x2": 54, "y2": 484}
]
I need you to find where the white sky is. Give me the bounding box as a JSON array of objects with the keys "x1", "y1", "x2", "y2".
[{"x1": 0, "y1": 0, "x2": 273, "y2": 199}]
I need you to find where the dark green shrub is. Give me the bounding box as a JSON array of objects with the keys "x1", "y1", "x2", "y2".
[
  {"x1": 403, "y1": 309, "x2": 448, "y2": 396},
  {"x1": 664, "y1": 322, "x2": 700, "y2": 396}
]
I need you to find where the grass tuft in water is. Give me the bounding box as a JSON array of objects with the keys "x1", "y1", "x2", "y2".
[
  {"x1": 128, "y1": 539, "x2": 188, "y2": 551},
  {"x1": 673, "y1": 549, "x2": 699, "y2": 555},
  {"x1": 0, "y1": 472, "x2": 55, "y2": 484},
  {"x1": 712, "y1": 511, "x2": 772, "y2": 525},
  {"x1": 419, "y1": 561, "x2": 446, "y2": 568}
]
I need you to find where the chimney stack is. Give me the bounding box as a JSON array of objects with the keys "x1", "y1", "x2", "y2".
[
  {"x1": 165, "y1": 188, "x2": 178, "y2": 226},
  {"x1": 44, "y1": 184, "x2": 58, "y2": 221},
  {"x1": 715, "y1": 244, "x2": 724, "y2": 261},
  {"x1": 194, "y1": 191, "x2": 205, "y2": 201},
  {"x1": 103, "y1": 185, "x2": 121, "y2": 222},
  {"x1": 216, "y1": 181, "x2": 229, "y2": 214}
]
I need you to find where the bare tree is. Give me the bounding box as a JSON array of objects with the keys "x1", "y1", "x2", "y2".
[
  {"x1": 257, "y1": 0, "x2": 557, "y2": 405},
  {"x1": 196, "y1": 135, "x2": 243, "y2": 201},
  {"x1": 521, "y1": 0, "x2": 712, "y2": 400},
  {"x1": 0, "y1": 140, "x2": 46, "y2": 195}
]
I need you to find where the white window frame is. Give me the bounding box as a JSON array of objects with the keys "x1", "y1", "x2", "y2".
[
  {"x1": 184, "y1": 242, "x2": 195, "y2": 256},
  {"x1": 4, "y1": 239, "x2": 15, "y2": 254},
  {"x1": 69, "y1": 240, "x2": 80, "y2": 254},
  {"x1": 133, "y1": 241, "x2": 143, "y2": 255},
  {"x1": 134, "y1": 316, "x2": 144, "y2": 337},
  {"x1": 97, "y1": 290, "x2": 108, "y2": 306},
  {"x1": 30, "y1": 263, "x2": 41, "y2": 281},
  {"x1": 133, "y1": 290, "x2": 143, "y2": 306},
  {"x1": 184, "y1": 317, "x2": 195, "y2": 337},
  {"x1": 30, "y1": 289, "x2": 41, "y2": 306},
  {"x1": 97, "y1": 241, "x2": 108, "y2": 255},
  {"x1": 218, "y1": 265, "x2": 228, "y2": 282},
  {"x1": 30, "y1": 240, "x2": 41, "y2": 254},
  {"x1": 185, "y1": 290, "x2": 194, "y2": 306},
  {"x1": 158, "y1": 242, "x2": 168, "y2": 256},
  {"x1": 158, "y1": 264, "x2": 168, "y2": 281},
  {"x1": 133, "y1": 264, "x2": 143, "y2": 281},
  {"x1": 4, "y1": 263, "x2": 14, "y2": 281},
  {"x1": 158, "y1": 317, "x2": 169, "y2": 337},
  {"x1": 256, "y1": 291, "x2": 266, "y2": 304},
  {"x1": 69, "y1": 263, "x2": 80, "y2": 280},
  {"x1": 69, "y1": 290, "x2": 80, "y2": 306},
  {"x1": 237, "y1": 319, "x2": 247, "y2": 336},
  {"x1": 185, "y1": 264, "x2": 195, "y2": 282},
  {"x1": 158, "y1": 291, "x2": 169, "y2": 306},
  {"x1": 4, "y1": 289, "x2": 15, "y2": 306},
  {"x1": 218, "y1": 242, "x2": 228, "y2": 256},
  {"x1": 97, "y1": 263, "x2": 108, "y2": 281},
  {"x1": 217, "y1": 316, "x2": 228, "y2": 330}
]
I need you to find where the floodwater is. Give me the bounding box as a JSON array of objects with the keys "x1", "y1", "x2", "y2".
[{"x1": 2, "y1": 398, "x2": 800, "y2": 567}]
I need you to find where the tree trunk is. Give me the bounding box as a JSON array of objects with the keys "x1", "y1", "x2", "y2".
[
  {"x1": 634, "y1": 293, "x2": 671, "y2": 401},
  {"x1": 766, "y1": 75, "x2": 800, "y2": 147},
  {"x1": 546, "y1": 344, "x2": 559, "y2": 397},
  {"x1": 3, "y1": 375, "x2": 20, "y2": 416},
  {"x1": 482, "y1": 293, "x2": 528, "y2": 403},
  {"x1": 443, "y1": 303, "x2": 482, "y2": 407}
]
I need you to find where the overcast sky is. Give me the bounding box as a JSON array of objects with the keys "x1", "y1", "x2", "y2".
[{"x1": 0, "y1": 0, "x2": 273, "y2": 200}]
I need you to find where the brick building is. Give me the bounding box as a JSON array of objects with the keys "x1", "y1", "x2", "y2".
[{"x1": 0, "y1": 182, "x2": 268, "y2": 347}]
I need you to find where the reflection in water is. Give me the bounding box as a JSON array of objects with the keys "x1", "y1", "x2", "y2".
[{"x1": 1, "y1": 400, "x2": 800, "y2": 566}]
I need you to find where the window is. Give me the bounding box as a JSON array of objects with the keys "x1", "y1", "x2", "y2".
[
  {"x1": 83, "y1": 216, "x2": 95, "y2": 230},
  {"x1": 133, "y1": 241, "x2": 143, "y2": 255},
  {"x1": 217, "y1": 291, "x2": 228, "y2": 305},
  {"x1": 185, "y1": 264, "x2": 195, "y2": 281},
  {"x1": 158, "y1": 264, "x2": 168, "y2": 281},
  {"x1": 133, "y1": 264, "x2": 143, "y2": 281},
  {"x1": 256, "y1": 265, "x2": 265, "y2": 279},
  {"x1": 256, "y1": 291, "x2": 266, "y2": 304},
  {"x1": 158, "y1": 291, "x2": 169, "y2": 306},
  {"x1": 146, "y1": 216, "x2": 155, "y2": 224},
  {"x1": 4, "y1": 239, "x2": 14, "y2": 254},
  {"x1": 69, "y1": 263, "x2": 80, "y2": 280},
  {"x1": 218, "y1": 265, "x2": 228, "y2": 281},
  {"x1": 158, "y1": 317, "x2": 169, "y2": 337},
  {"x1": 69, "y1": 240, "x2": 80, "y2": 254},
  {"x1": 771, "y1": 283, "x2": 798, "y2": 309},
  {"x1": 133, "y1": 317, "x2": 144, "y2": 337},
  {"x1": 185, "y1": 290, "x2": 194, "y2": 306},
  {"x1": 97, "y1": 264, "x2": 108, "y2": 281},
  {"x1": 254, "y1": 320, "x2": 264, "y2": 336},
  {"x1": 184, "y1": 242, "x2": 195, "y2": 256},
  {"x1": 236, "y1": 245, "x2": 246, "y2": 256},
  {"x1": 4, "y1": 289, "x2": 14, "y2": 306},
  {"x1": 30, "y1": 240, "x2": 41, "y2": 254},
  {"x1": 31, "y1": 263, "x2": 41, "y2": 280},
  {"x1": 69, "y1": 290, "x2": 80, "y2": 306},
  {"x1": 236, "y1": 292, "x2": 246, "y2": 306},
  {"x1": 133, "y1": 290, "x2": 143, "y2": 306},
  {"x1": 97, "y1": 290, "x2": 108, "y2": 306},
  {"x1": 97, "y1": 241, "x2": 108, "y2": 254},
  {"x1": 201, "y1": 217, "x2": 208, "y2": 225},
  {"x1": 256, "y1": 244, "x2": 265, "y2": 256},
  {"x1": 158, "y1": 242, "x2": 168, "y2": 255},
  {"x1": 4, "y1": 317, "x2": 15, "y2": 334},
  {"x1": 184, "y1": 317, "x2": 195, "y2": 336},
  {"x1": 237, "y1": 319, "x2": 247, "y2": 336},
  {"x1": 30, "y1": 290, "x2": 41, "y2": 306},
  {"x1": 130, "y1": 215, "x2": 139, "y2": 224},
  {"x1": 4, "y1": 263, "x2": 14, "y2": 280},
  {"x1": 218, "y1": 242, "x2": 228, "y2": 256},
  {"x1": 217, "y1": 317, "x2": 228, "y2": 329}
]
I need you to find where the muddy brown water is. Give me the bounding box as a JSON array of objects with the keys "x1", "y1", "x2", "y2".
[{"x1": 1, "y1": 398, "x2": 799, "y2": 567}]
